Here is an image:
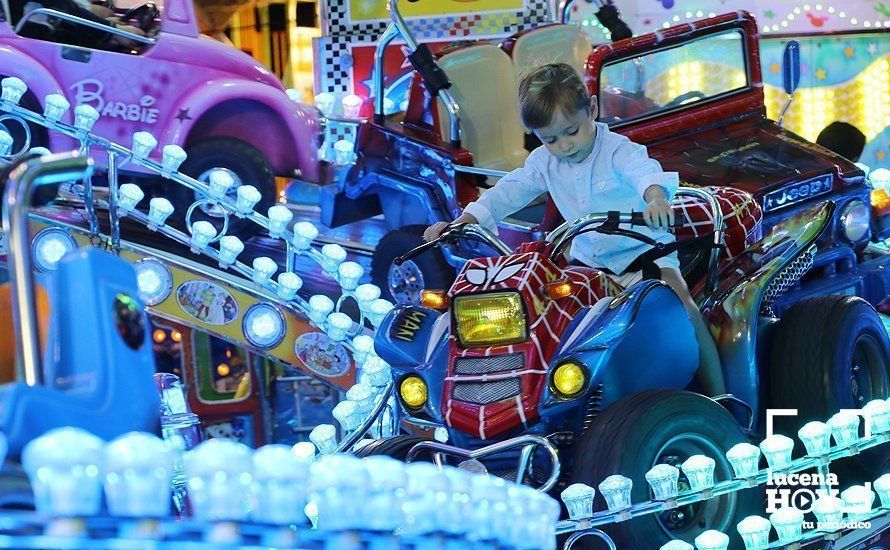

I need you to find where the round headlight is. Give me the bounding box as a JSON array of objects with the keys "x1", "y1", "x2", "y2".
[
  {"x1": 32, "y1": 228, "x2": 76, "y2": 272},
  {"x1": 135, "y1": 258, "x2": 172, "y2": 306},
  {"x1": 242, "y1": 302, "x2": 286, "y2": 349},
  {"x1": 399, "y1": 375, "x2": 428, "y2": 409},
  {"x1": 840, "y1": 199, "x2": 870, "y2": 243},
  {"x1": 552, "y1": 362, "x2": 587, "y2": 398}
]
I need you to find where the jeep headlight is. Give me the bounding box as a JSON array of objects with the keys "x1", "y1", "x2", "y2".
[
  {"x1": 399, "y1": 375, "x2": 428, "y2": 410},
  {"x1": 453, "y1": 292, "x2": 526, "y2": 347},
  {"x1": 840, "y1": 199, "x2": 870, "y2": 242},
  {"x1": 551, "y1": 361, "x2": 587, "y2": 398}
]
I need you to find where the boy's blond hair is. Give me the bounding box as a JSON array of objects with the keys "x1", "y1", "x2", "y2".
[{"x1": 518, "y1": 62, "x2": 592, "y2": 129}]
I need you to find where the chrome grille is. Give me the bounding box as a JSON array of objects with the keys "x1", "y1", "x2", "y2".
[
  {"x1": 760, "y1": 244, "x2": 816, "y2": 316},
  {"x1": 454, "y1": 353, "x2": 523, "y2": 375},
  {"x1": 452, "y1": 378, "x2": 521, "y2": 405}
]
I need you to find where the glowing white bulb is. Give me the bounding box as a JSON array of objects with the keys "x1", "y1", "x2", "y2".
[
  {"x1": 333, "y1": 400, "x2": 362, "y2": 431},
  {"x1": 598, "y1": 475, "x2": 633, "y2": 512},
  {"x1": 309, "y1": 424, "x2": 337, "y2": 455},
  {"x1": 183, "y1": 439, "x2": 253, "y2": 522},
  {"x1": 189, "y1": 221, "x2": 217, "y2": 252},
  {"x1": 660, "y1": 542, "x2": 693, "y2": 550},
  {"x1": 338, "y1": 261, "x2": 364, "y2": 291},
  {"x1": 862, "y1": 399, "x2": 890, "y2": 434},
  {"x1": 355, "y1": 284, "x2": 381, "y2": 311},
  {"x1": 759, "y1": 434, "x2": 794, "y2": 470},
  {"x1": 680, "y1": 455, "x2": 716, "y2": 492},
  {"x1": 251, "y1": 444, "x2": 310, "y2": 526},
  {"x1": 693, "y1": 530, "x2": 729, "y2": 550},
  {"x1": 1, "y1": 77, "x2": 27, "y2": 105},
  {"x1": 812, "y1": 495, "x2": 844, "y2": 531},
  {"x1": 334, "y1": 139, "x2": 355, "y2": 166},
  {"x1": 320, "y1": 244, "x2": 347, "y2": 275},
  {"x1": 769, "y1": 507, "x2": 804, "y2": 543},
  {"x1": 73, "y1": 105, "x2": 99, "y2": 134},
  {"x1": 308, "y1": 295, "x2": 335, "y2": 325},
  {"x1": 235, "y1": 185, "x2": 261, "y2": 216},
  {"x1": 828, "y1": 411, "x2": 860, "y2": 447},
  {"x1": 43, "y1": 94, "x2": 70, "y2": 123},
  {"x1": 265, "y1": 205, "x2": 293, "y2": 239},
  {"x1": 797, "y1": 421, "x2": 831, "y2": 456},
  {"x1": 367, "y1": 298, "x2": 394, "y2": 327},
  {"x1": 251, "y1": 256, "x2": 277, "y2": 286},
  {"x1": 206, "y1": 169, "x2": 234, "y2": 201},
  {"x1": 726, "y1": 443, "x2": 761, "y2": 478},
  {"x1": 342, "y1": 94, "x2": 363, "y2": 118},
  {"x1": 131, "y1": 131, "x2": 158, "y2": 161},
  {"x1": 147, "y1": 198, "x2": 174, "y2": 230},
  {"x1": 217, "y1": 235, "x2": 244, "y2": 267},
  {"x1": 874, "y1": 474, "x2": 890, "y2": 508},
  {"x1": 103, "y1": 432, "x2": 174, "y2": 518},
  {"x1": 362, "y1": 356, "x2": 391, "y2": 387},
  {"x1": 242, "y1": 303, "x2": 285, "y2": 349},
  {"x1": 285, "y1": 88, "x2": 303, "y2": 103},
  {"x1": 560, "y1": 483, "x2": 595, "y2": 520},
  {"x1": 645, "y1": 464, "x2": 680, "y2": 501},
  {"x1": 346, "y1": 384, "x2": 374, "y2": 415},
  {"x1": 0, "y1": 130, "x2": 11, "y2": 157},
  {"x1": 114, "y1": 183, "x2": 143, "y2": 216},
  {"x1": 276, "y1": 272, "x2": 303, "y2": 301},
  {"x1": 841, "y1": 485, "x2": 875, "y2": 523},
  {"x1": 135, "y1": 258, "x2": 172, "y2": 306},
  {"x1": 292, "y1": 221, "x2": 318, "y2": 251},
  {"x1": 736, "y1": 515, "x2": 772, "y2": 549},
  {"x1": 161, "y1": 145, "x2": 187, "y2": 177},
  {"x1": 291, "y1": 441, "x2": 316, "y2": 464},
  {"x1": 351, "y1": 334, "x2": 376, "y2": 365},
  {"x1": 314, "y1": 92, "x2": 335, "y2": 115},
  {"x1": 325, "y1": 312, "x2": 353, "y2": 341}
]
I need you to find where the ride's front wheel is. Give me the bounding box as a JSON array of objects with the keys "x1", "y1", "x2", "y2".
[
  {"x1": 371, "y1": 225, "x2": 455, "y2": 305},
  {"x1": 769, "y1": 295, "x2": 890, "y2": 478},
  {"x1": 571, "y1": 389, "x2": 761, "y2": 549},
  {"x1": 173, "y1": 137, "x2": 277, "y2": 238}
]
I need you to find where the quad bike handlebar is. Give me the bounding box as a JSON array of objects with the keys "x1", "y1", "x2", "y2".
[{"x1": 393, "y1": 223, "x2": 511, "y2": 266}]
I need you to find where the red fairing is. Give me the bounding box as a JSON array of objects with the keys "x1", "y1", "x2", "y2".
[
  {"x1": 675, "y1": 186, "x2": 763, "y2": 260},
  {"x1": 442, "y1": 252, "x2": 621, "y2": 439}
]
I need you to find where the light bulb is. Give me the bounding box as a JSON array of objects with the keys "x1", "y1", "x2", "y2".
[
  {"x1": 367, "y1": 298, "x2": 394, "y2": 327},
  {"x1": 355, "y1": 284, "x2": 381, "y2": 311},
  {"x1": 189, "y1": 221, "x2": 217, "y2": 252},
  {"x1": 681, "y1": 455, "x2": 716, "y2": 492},
  {"x1": 828, "y1": 411, "x2": 860, "y2": 447},
  {"x1": 314, "y1": 92, "x2": 335, "y2": 115},
  {"x1": 252, "y1": 444, "x2": 310, "y2": 526},
  {"x1": 308, "y1": 295, "x2": 334, "y2": 325},
  {"x1": 759, "y1": 434, "x2": 794, "y2": 470},
  {"x1": 320, "y1": 244, "x2": 347, "y2": 275},
  {"x1": 291, "y1": 441, "x2": 316, "y2": 464},
  {"x1": 0, "y1": 130, "x2": 13, "y2": 156},
  {"x1": 161, "y1": 145, "x2": 187, "y2": 177},
  {"x1": 333, "y1": 139, "x2": 355, "y2": 165},
  {"x1": 862, "y1": 399, "x2": 890, "y2": 434},
  {"x1": 292, "y1": 221, "x2": 318, "y2": 251},
  {"x1": 560, "y1": 483, "x2": 595, "y2": 520},
  {"x1": 183, "y1": 439, "x2": 253, "y2": 522},
  {"x1": 769, "y1": 507, "x2": 804, "y2": 543},
  {"x1": 116, "y1": 183, "x2": 144, "y2": 215},
  {"x1": 337, "y1": 261, "x2": 364, "y2": 291},
  {"x1": 693, "y1": 530, "x2": 729, "y2": 550},
  {"x1": 874, "y1": 473, "x2": 890, "y2": 508},
  {"x1": 131, "y1": 131, "x2": 158, "y2": 161},
  {"x1": 811, "y1": 495, "x2": 844, "y2": 531},
  {"x1": 73, "y1": 105, "x2": 99, "y2": 134},
  {"x1": 325, "y1": 312, "x2": 352, "y2": 341},
  {"x1": 341, "y1": 94, "x2": 363, "y2": 118},
  {"x1": 285, "y1": 88, "x2": 303, "y2": 103},
  {"x1": 266, "y1": 205, "x2": 293, "y2": 239},
  {"x1": 598, "y1": 474, "x2": 633, "y2": 512},
  {"x1": 276, "y1": 272, "x2": 303, "y2": 301},
  {"x1": 207, "y1": 170, "x2": 234, "y2": 201},
  {"x1": 736, "y1": 515, "x2": 772, "y2": 549},
  {"x1": 726, "y1": 443, "x2": 761, "y2": 478},
  {"x1": 346, "y1": 384, "x2": 374, "y2": 415},
  {"x1": 841, "y1": 485, "x2": 875, "y2": 523},
  {"x1": 362, "y1": 356, "x2": 391, "y2": 387},
  {"x1": 309, "y1": 424, "x2": 337, "y2": 455},
  {"x1": 217, "y1": 235, "x2": 244, "y2": 267},
  {"x1": 103, "y1": 432, "x2": 173, "y2": 518},
  {"x1": 235, "y1": 185, "x2": 261, "y2": 216},
  {"x1": 333, "y1": 400, "x2": 362, "y2": 431},
  {"x1": 351, "y1": 334, "x2": 376, "y2": 365},
  {"x1": 43, "y1": 94, "x2": 70, "y2": 123},
  {"x1": 147, "y1": 198, "x2": 174, "y2": 230},
  {"x1": 251, "y1": 256, "x2": 277, "y2": 286},
  {"x1": 797, "y1": 421, "x2": 831, "y2": 456},
  {"x1": 1, "y1": 77, "x2": 27, "y2": 105},
  {"x1": 645, "y1": 464, "x2": 680, "y2": 501}
]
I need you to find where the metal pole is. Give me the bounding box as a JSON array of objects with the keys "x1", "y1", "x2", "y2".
[
  {"x1": 107, "y1": 150, "x2": 121, "y2": 252},
  {"x1": 2, "y1": 152, "x2": 92, "y2": 386},
  {"x1": 80, "y1": 142, "x2": 100, "y2": 240}
]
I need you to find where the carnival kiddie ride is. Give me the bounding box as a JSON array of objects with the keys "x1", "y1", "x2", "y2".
[{"x1": 332, "y1": 0, "x2": 890, "y2": 324}]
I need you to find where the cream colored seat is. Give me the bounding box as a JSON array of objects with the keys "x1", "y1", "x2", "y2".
[
  {"x1": 510, "y1": 24, "x2": 593, "y2": 77},
  {"x1": 436, "y1": 44, "x2": 528, "y2": 173}
]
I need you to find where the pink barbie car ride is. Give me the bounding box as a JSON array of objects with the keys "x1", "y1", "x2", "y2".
[{"x1": 0, "y1": 0, "x2": 322, "y2": 222}]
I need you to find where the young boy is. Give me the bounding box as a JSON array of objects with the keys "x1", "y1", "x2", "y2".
[{"x1": 423, "y1": 63, "x2": 725, "y2": 396}]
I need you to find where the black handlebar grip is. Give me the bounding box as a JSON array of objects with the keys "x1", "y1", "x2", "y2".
[
  {"x1": 408, "y1": 44, "x2": 452, "y2": 95},
  {"x1": 630, "y1": 212, "x2": 646, "y2": 226},
  {"x1": 596, "y1": 5, "x2": 633, "y2": 42}
]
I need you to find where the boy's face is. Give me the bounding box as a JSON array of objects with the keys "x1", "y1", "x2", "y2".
[{"x1": 533, "y1": 100, "x2": 598, "y2": 163}]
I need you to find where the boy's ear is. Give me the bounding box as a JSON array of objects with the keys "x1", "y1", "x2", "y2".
[{"x1": 589, "y1": 97, "x2": 599, "y2": 119}]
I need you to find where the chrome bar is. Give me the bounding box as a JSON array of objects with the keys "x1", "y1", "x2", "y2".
[
  {"x1": 406, "y1": 434, "x2": 562, "y2": 492},
  {"x1": 79, "y1": 142, "x2": 100, "y2": 239},
  {"x1": 14, "y1": 8, "x2": 155, "y2": 44},
  {"x1": 3, "y1": 152, "x2": 92, "y2": 386},
  {"x1": 459, "y1": 224, "x2": 512, "y2": 256},
  {"x1": 373, "y1": 24, "x2": 399, "y2": 119},
  {"x1": 335, "y1": 381, "x2": 395, "y2": 452},
  {"x1": 564, "y1": 529, "x2": 617, "y2": 550},
  {"x1": 106, "y1": 150, "x2": 120, "y2": 252},
  {"x1": 452, "y1": 164, "x2": 508, "y2": 178}
]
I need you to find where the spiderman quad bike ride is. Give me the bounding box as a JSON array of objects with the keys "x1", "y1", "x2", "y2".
[{"x1": 359, "y1": 187, "x2": 890, "y2": 548}]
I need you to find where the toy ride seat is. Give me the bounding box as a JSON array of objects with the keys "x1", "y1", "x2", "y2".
[
  {"x1": 503, "y1": 24, "x2": 593, "y2": 78},
  {"x1": 433, "y1": 44, "x2": 530, "y2": 175}
]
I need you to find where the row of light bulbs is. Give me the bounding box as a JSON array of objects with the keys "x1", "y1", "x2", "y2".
[
  {"x1": 16, "y1": 427, "x2": 561, "y2": 548},
  {"x1": 560, "y1": 398, "x2": 890, "y2": 549}
]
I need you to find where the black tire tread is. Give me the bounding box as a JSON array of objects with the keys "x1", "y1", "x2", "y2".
[{"x1": 353, "y1": 434, "x2": 431, "y2": 461}]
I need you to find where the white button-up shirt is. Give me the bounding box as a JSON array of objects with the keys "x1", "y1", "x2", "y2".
[{"x1": 463, "y1": 122, "x2": 679, "y2": 274}]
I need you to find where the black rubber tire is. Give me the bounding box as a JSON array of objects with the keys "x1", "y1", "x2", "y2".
[
  {"x1": 571, "y1": 389, "x2": 761, "y2": 549},
  {"x1": 353, "y1": 435, "x2": 433, "y2": 461},
  {"x1": 769, "y1": 295, "x2": 890, "y2": 479},
  {"x1": 370, "y1": 225, "x2": 455, "y2": 305},
  {"x1": 173, "y1": 137, "x2": 276, "y2": 238}
]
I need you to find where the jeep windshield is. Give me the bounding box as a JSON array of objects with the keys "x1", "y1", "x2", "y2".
[{"x1": 599, "y1": 29, "x2": 749, "y2": 126}]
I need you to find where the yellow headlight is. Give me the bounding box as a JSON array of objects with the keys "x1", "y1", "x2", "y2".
[
  {"x1": 400, "y1": 376, "x2": 428, "y2": 409},
  {"x1": 552, "y1": 362, "x2": 586, "y2": 397},
  {"x1": 453, "y1": 292, "x2": 526, "y2": 347}
]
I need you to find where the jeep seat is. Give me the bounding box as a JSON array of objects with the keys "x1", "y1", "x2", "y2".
[
  {"x1": 506, "y1": 24, "x2": 593, "y2": 78},
  {"x1": 434, "y1": 44, "x2": 529, "y2": 173}
]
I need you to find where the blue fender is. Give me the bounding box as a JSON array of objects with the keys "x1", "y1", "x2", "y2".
[
  {"x1": 375, "y1": 305, "x2": 451, "y2": 422},
  {"x1": 541, "y1": 280, "x2": 699, "y2": 418},
  {"x1": 0, "y1": 249, "x2": 159, "y2": 458}
]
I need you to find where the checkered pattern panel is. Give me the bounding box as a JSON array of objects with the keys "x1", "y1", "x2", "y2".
[{"x1": 317, "y1": 0, "x2": 553, "y2": 96}]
